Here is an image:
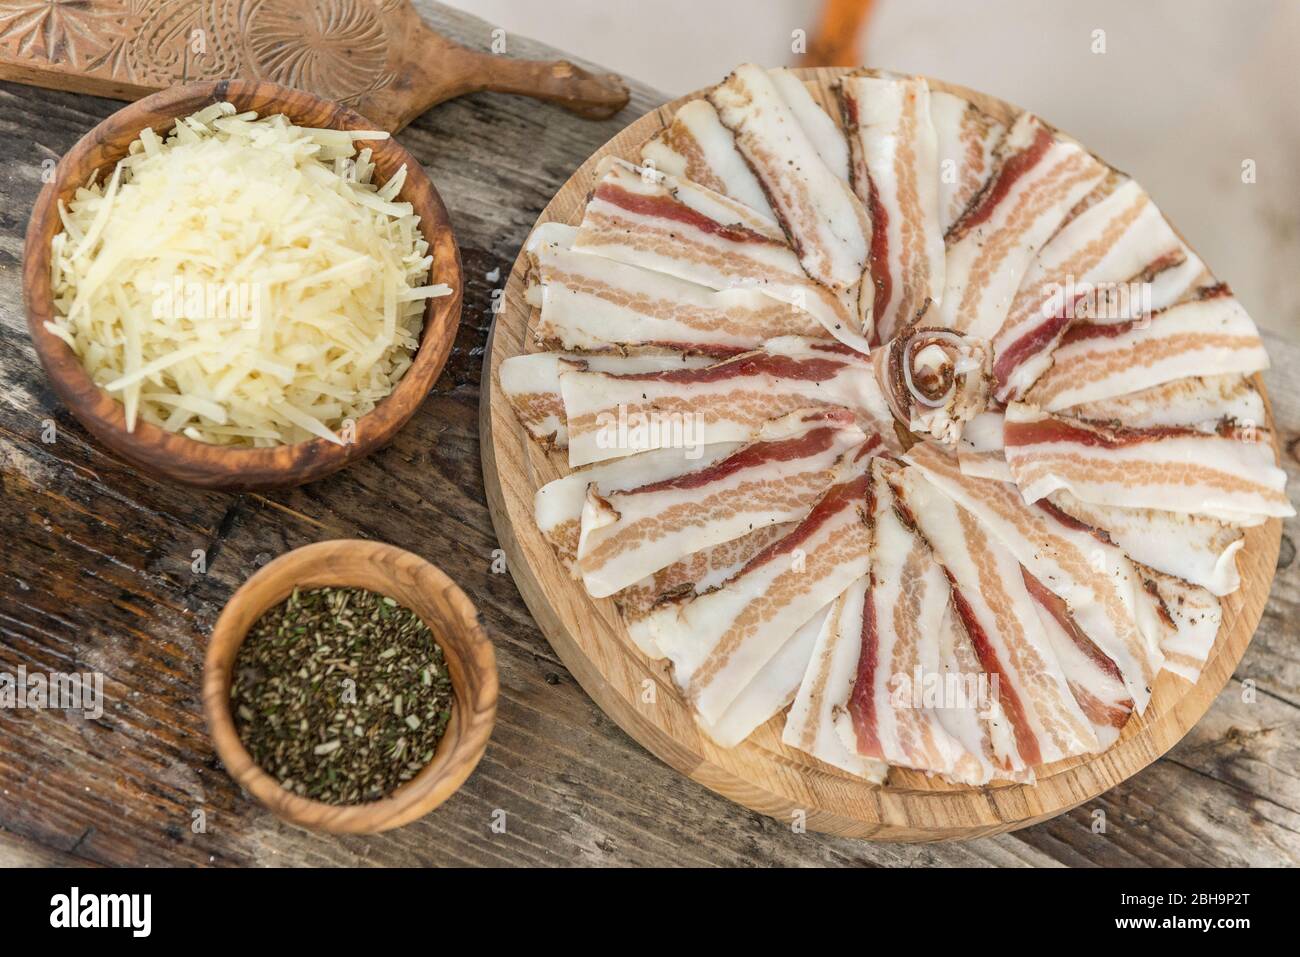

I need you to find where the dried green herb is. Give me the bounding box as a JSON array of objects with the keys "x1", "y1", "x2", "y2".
[{"x1": 231, "y1": 586, "x2": 454, "y2": 805}]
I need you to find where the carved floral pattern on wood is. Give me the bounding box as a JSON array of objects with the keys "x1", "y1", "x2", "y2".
[{"x1": 0, "y1": 0, "x2": 400, "y2": 104}]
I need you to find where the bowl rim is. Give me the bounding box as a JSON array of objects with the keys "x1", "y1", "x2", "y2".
[
  {"x1": 201, "y1": 539, "x2": 498, "y2": 834},
  {"x1": 22, "y1": 79, "x2": 463, "y2": 491}
]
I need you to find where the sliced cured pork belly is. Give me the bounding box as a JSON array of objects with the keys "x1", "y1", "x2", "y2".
[
  {"x1": 957, "y1": 448, "x2": 1014, "y2": 483},
  {"x1": 699, "y1": 604, "x2": 830, "y2": 748},
  {"x1": 767, "y1": 68, "x2": 852, "y2": 182},
  {"x1": 835, "y1": 460, "x2": 980, "y2": 778},
  {"x1": 534, "y1": 442, "x2": 742, "y2": 568},
  {"x1": 501, "y1": 350, "x2": 711, "y2": 448},
  {"x1": 839, "y1": 70, "x2": 945, "y2": 343},
  {"x1": 905, "y1": 442, "x2": 1162, "y2": 711},
  {"x1": 782, "y1": 581, "x2": 890, "y2": 781},
  {"x1": 574, "y1": 157, "x2": 867, "y2": 349},
  {"x1": 1003, "y1": 403, "x2": 1295, "y2": 522},
  {"x1": 1021, "y1": 569, "x2": 1133, "y2": 750},
  {"x1": 648, "y1": 443, "x2": 877, "y2": 725},
  {"x1": 561, "y1": 337, "x2": 898, "y2": 467},
  {"x1": 1024, "y1": 291, "x2": 1269, "y2": 411},
  {"x1": 709, "y1": 64, "x2": 872, "y2": 297},
  {"x1": 1046, "y1": 490, "x2": 1244, "y2": 597},
  {"x1": 1141, "y1": 570, "x2": 1222, "y2": 682},
  {"x1": 525, "y1": 222, "x2": 826, "y2": 355},
  {"x1": 929, "y1": 91, "x2": 1004, "y2": 234},
  {"x1": 576, "y1": 408, "x2": 867, "y2": 597},
  {"x1": 937, "y1": 112, "x2": 1108, "y2": 339},
  {"x1": 619, "y1": 522, "x2": 793, "y2": 657},
  {"x1": 889, "y1": 465, "x2": 1100, "y2": 765},
  {"x1": 1066, "y1": 374, "x2": 1265, "y2": 433},
  {"x1": 640, "y1": 99, "x2": 776, "y2": 219},
  {"x1": 991, "y1": 178, "x2": 1187, "y2": 401},
  {"x1": 872, "y1": 326, "x2": 991, "y2": 444}
]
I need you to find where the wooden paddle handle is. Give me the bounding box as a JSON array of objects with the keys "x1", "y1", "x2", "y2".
[{"x1": 402, "y1": 30, "x2": 629, "y2": 127}]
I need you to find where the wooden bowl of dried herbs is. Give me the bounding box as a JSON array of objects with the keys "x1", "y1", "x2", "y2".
[{"x1": 202, "y1": 540, "x2": 497, "y2": 833}]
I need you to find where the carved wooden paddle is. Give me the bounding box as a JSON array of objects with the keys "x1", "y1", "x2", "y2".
[{"x1": 0, "y1": 0, "x2": 629, "y2": 131}]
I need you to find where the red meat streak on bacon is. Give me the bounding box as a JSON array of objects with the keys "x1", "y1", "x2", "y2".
[
  {"x1": 947, "y1": 124, "x2": 1054, "y2": 242},
  {"x1": 616, "y1": 412, "x2": 856, "y2": 496},
  {"x1": 1004, "y1": 416, "x2": 1205, "y2": 449},
  {"x1": 1020, "y1": 568, "x2": 1132, "y2": 728},
  {"x1": 594, "y1": 182, "x2": 782, "y2": 246},
  {"x1": 948, "y1": 586, "x2": 1043, "y2": 767},
  {"x1": 607, "y1": 352, "x2": 852, "y2": 384},
  {"x1": 866, "y1": 177, "x2": 891, "y2": 346},
  {"x1": 846, "y1": 573, "x2": 883, "y2": 757},
  {"x1": 992, "y1": 298, "x2": 1085, "y2": 390}
]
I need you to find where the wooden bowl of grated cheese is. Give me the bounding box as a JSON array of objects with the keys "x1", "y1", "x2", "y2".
[{"x1": 23, "y1": 80, "x2": 462, "y2": 490}]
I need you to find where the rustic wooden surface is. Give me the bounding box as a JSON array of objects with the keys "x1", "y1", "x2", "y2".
[
  {"x1": 480, "y1": 68, "x2": 1282, "y2": 842},
  {"x1": 0, "y1": 1, "x2": 1296, "y2": 866}
]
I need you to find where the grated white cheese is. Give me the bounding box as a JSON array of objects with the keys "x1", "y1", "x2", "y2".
[{"x1": 47, "y1": 103, "x2": 453, "y2": 446}]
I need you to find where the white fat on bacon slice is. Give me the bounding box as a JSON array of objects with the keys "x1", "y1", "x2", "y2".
[
  {"x1": 835, "y1": 460, "x2": 980, "y2": 778},
  {"x1": 872, "y1": 326, "x2": 991, "y2": 445},
  {"x1": 839, "y1": 71, "x2": 945, "y2": 343},
  {"x1": 782, "y1": 580, "x2": 890, "y2": 781},
  {"x1": 709, "y1": 64, "x2": 871, "y2": 296},
  {"x1": 991, "y1": 178, "x2": 1186, "y2": 401},
  {"x1": 560, "y1": 336, "x2": 898, "y2": 467},
  {"x1": 576, "y1": 408, "x2": 866, "y2": 597},
  {"x1": 1003, "y1": 403, "x2": 1295, "y2": 522},
  {"x1": 1021, "y1": 568, "x2": 1133, "y2": 750},
  {"x1": 534, "y1": 443, "x2": 742, "y2": 570},
  {"x1": 501, "y1": 350, "x2": 711, "y2": 448},
  {"x1": 889, "y1": 465, "x2": 1100, "y2": 765},
  {"x1": 905, "y1": 442, "x2": 1162, "y2": 712},
  {"x1": 1047, "y1": 490, "x2": 1244, "y2": 597},
  {"x1": 957, "y1": 448, "x2": 1014, "y2": 483},
  {"x1": 648, "y1": 444, "x2": 877, "y2": 725},
  {"x1": 699, "y1": 604, "x2": 830, "y2": 749},
  {"x1": 1067, "y1": 374, "x2": 1265, "y2": 433},
  {"x1": 618, "y1": 522, "x2": 793, "y2": 658},
  {"x1": 930, "y1": 92, "x2": 1004, "y2": 235},
  {"x1": 767, "y1": 68, "x2": 852, "y2": 182},
  {"x1": 1141, "y1": 569, "x2": 1222, "y2": 682},
  {"x1": 574, "y1": 156, "x2": 868, "y2": 350},
  {"x1": 1024, "y1": 291, "x2": 1269, "y2": 412},
  {"x1": 640, "y1": 99, "x2": 776, "y2": 219},
  {"x1": 937, "y1": 112, "x2": 1108, "y2": 339},
  {"x1": 525, "y1": 222, "x2": 826, "y2": 355}
]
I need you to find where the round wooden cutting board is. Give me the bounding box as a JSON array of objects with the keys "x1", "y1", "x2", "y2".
[{"x1": 479, "y1": 68, "x2": 1283, "y2": 841}]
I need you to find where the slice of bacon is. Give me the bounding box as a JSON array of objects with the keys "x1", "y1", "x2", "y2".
[
  {"x1": 839, "y1": 70, "x2": 945, "y2": 343},
  {"x1": 1021, "y1": 568, "x2": 1134, "y2": 749},
  {"x1": 834, "y1": 459, "x2": 979, "y2": 777},
  {"x1": 560, "y1": 336, "x2": 898, "y2": 467},
  {"x1": 957, "y1": 448, "x2": 1014, "y2": 483},
  {"x1": 1046, "y1": 490, "x2": 1244, "y2": 597},
  {"x1": 930, "y1": 91, "x2": 1005, "y2": 235},
  {"x1": 576, "y1": 408, "x2": 868, "y2": 597},
  {"x1": 782, "y1": 581, "x2": 891, "y2": 781},
  {"x1": 767, "y1": 68, "x2": 852, "y2": 182},
  {"x1": 1066, "y1": 373, "x2": 1265, "y2": 433},
  {"x1": 618, "y1": 522, "x2": 793, "y2": 657},
  {"x1": 501, "y1": 350, "x2": 711, "y2": 448},
  {"x1": 574, "y1": 157, "x2": 868, "y2": 350},
  {"x1": 888, "y1": 465, "x2": 1100, "y2": 765},
  {"x1": 534, "y1": 442, "x2": 742, "y2": 570},
  {"x1": 647, "y1": 443, "x2": 877, "y2": 725},
  {"x1": 698, "y1": 604, "x2": 831, "y2": 748},
  {"x1": 709, "y1": 64, "x2": 871, "y2": 296},
  {"x1": 905, "y1": 442, "x2": 1163, "y2": 712},
  {"x1": 991, "y1": 178, "x2": 1187, "y2": 401},
  {"x1": 1024, "y1": 293, "x2": 1269, "y2": 411},
  {"x1": 1003, "y1": 403, "x2": 1295, "y2": 522},
  {"x1": 1141, "y1": 569, "x2": 1222, "y2": 682},
  {"x1": 526, "y1": 222, "x2": 827, "y2": 356},
  {"x1": 937, "y1": 112, "x2": 1108, "y2": 339},
  {"x1": 872, "y1": 326, "x2": 991, "y2": 444},
  {"x1": 640, "y1": 99, "x2": 776, "y2": 219}
]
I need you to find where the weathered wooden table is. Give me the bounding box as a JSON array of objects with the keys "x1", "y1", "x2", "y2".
[{"x1": 1, "y1": 2, "x2": 1296, "y2": 867}]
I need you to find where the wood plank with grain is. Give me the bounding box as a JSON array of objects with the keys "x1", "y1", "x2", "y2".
[{"x1": 0, "y1": 1, "x2": 1295, "y2": 867}]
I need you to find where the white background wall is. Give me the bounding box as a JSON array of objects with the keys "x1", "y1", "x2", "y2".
[{"x1": 451, "y1": 0, "x2": 1300, "y2": 336}]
